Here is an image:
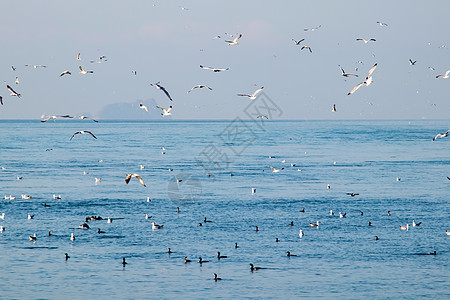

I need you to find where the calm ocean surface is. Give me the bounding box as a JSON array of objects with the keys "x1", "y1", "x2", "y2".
[{"x1": 0, "y1": 119, "x2": 449, "y2": 299}]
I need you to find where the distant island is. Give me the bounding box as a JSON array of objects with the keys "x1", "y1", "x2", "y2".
[{"x1": 96, "y1": 99, "x2": 172, "y2": 120}]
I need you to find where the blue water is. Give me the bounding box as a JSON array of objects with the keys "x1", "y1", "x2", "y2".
[{"x1": 0, "y1": 120, "x2": 449, "y2": 299}]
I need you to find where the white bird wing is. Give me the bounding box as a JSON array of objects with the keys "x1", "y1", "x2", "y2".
[
  {"x1": 200, "y1": 65, "x2": 212, "y2": 70},
  {"x1": 166, "y1": 106, "x2": 173, "y2": 113},
  {"x1": 251, "y1": 87, "x2": 264, "y2": 97},
  {"x1": 366, "y1": 63, "x2": 378, "y2": 79},
  {"x1": 348, "y1": 82, "x2": 364, "y2": 95}
]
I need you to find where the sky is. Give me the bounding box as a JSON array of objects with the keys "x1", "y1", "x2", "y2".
[{"x1": 1, "y1": 0, "x2": 450, "y2": 120}]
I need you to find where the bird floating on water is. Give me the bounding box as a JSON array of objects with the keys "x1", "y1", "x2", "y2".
[
  {"x1": 269, "y1": 165, "x2": 284, "y2": 173},
  {"x1": 151, "y1": 222, "x2": 163, "y2": 229},
  {"x1": 213, "y1": 273, "x2": 222, "y2": 281}
]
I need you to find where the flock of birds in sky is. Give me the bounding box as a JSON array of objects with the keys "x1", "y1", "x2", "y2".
[{"x1": 1, "y1": 19, "x2": 449, "y2": 282}]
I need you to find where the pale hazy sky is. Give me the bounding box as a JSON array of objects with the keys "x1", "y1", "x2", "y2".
[{"x1": 1, "y1": 1, "x2": 450, "y2": 120}]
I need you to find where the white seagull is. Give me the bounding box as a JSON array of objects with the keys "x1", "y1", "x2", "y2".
[
  {"x1": 301, "y1": 45, "x2": 312, "y2": 53},
  {"x1": 304, "y1": 25, "x2": 321, "y2": 32},
  {"x1": 69, "y1": 131, "x2": 97, "y2": 140},
  {"x1": 299, "y1": 229, "x2": 304, "y2": 238},
  {"x1": 41, "y1": 115, "x2": 74, "y2": 122},
  {"x1": 139, "y1": 104, "x2": 149, "y2": 112},
  {"x1": 78, "y1": 115, "x2": 98, "y2": 122},
  {"x1": 156, "y1": 105, "x2": 172, "y2": 117},
  {"x1": 15, "y1": 77, "x2": 19, "y2": 85},
  {"x1": 292, "y1": 38, "x2": 305, "y2": 45},
  {"x1": 269, "y1": 165, "x2": 284, "y2": 173},
  {"x1": 59, "y1": 70, "x2": 71, "y2": 77},
  {"x1": 151, "y1": 222, "x2": 163, "y2": 229},
  {"x1": 432, "y1": 130, "x2": 450, "y2": 141},
  {"x1": 347, "y1": 62, "x2": 378, "y2": 95},
  {"x1": 377, "y1": 21, "x2": 388, "y2": 27},
  {"x1": 436, "y1": 70, "x2": 450, "y2": 78},
  {"x1": 237, "y1": 87, "x2": 264, "y2": 100},
  {"x1": 339, "y1": 65, "x2": 358, "y2": 77},
  {"x1": 79, "y1": 66, "x2": 93, "y2": 74},
  {"x1": 125, "y1": 173, "x2": 146, "y2": 187},
  {"x1": 356, "y1": 38, "x2": 376, "y2": 44},
  {"x1": 199, "y1": 65, "x2": 229, "y2": 72},
  {"x1": 6, "y1": 85, "x2": 21, "y2": 98},
  {"x1": 225, "y1": 33, "x2": 242, "y2": 45},
  {"x1": 25, "y1": 64, "x2": 47, "y2": 68},
  {"x1": 150, "y1": 82, "x2": 173, "y2": 101},
  {"x1": 188, "y1": 85, "x2": 212, "y2": 93}
]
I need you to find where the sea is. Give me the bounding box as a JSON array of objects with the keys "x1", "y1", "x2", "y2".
[{"x1": 0, "y1": 119, "x2": 449, "y2": 299}]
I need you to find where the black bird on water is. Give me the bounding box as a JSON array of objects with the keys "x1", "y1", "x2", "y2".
[
  {"x1": 65, "y1": 253, "x2": 70, "y2": 260},
  {"x1": 122, "y1": 258, "x2": 127, "y2": 267}
]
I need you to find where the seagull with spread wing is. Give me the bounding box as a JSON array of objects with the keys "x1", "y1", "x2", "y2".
[
  {"x1": 436, "y1": 70, "x2": 450, "y2": 78},
  {"x1": 156, "y1": 105, "x2": 172, "y2": 117},
  {"x1": 200, "y1": 65, "x2": 229, "y2": 72},
  {"x1": 139, "y1": 104, "x2": 148, "y2": 112},
  {"x1": 60, "y1": 70, "x2": 71, "y2": 77},
  {"x1": 41, "y1": 115, "x2": 74, "y2": 122},
  {"x1": 356, "y1": 38, "x2": 376, "y2": 44},
  {"x1": 125, "y1": 174, "x2": 146, "y2": 187},
  {"x1": 339, "y1": 65, "x2": 358, "y2": 77},
  {"x1": 79, "y1": 66, "x2": 93, "y2": 74},
  {"x1": 238, "y1": 87, "x2": 264, "y2": 100},
  {"x1": 6, "y1": 85, "x2": 21, "y2": 98},
  {"x1": 348, "y1": 63, "x2": 378, "y2": 95},
  {"x1": 225, "y1": 34, "x2": 242, "y2": 45},
  {"x1": 69, "y1": 131, "x2": 97, "y2": 140},
  {"x1": 188, "y1": 85, "x2": 213, "y2": 93},
  {"x1": 150, "y1": 82, "x2": 173, "y2": 101}
]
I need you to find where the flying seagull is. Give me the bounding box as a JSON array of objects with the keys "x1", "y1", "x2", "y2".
[
  {"x1": 156, "y1": 105, "x2": 172, "y2": 117},
  {"x1": 139, "y1": 104, "x2": 148, "y2": 112},
  {"x1": 304, "y1": 25, "x2": 321, "y2": 32},
  {"x1": 292, "y1": 38, "x2": 305, "y2": 45},
  {"x1": 269, "y1": 165, "x2": 284, "y2": 173},
  {"x1": 409, "y1": 59, "x2": 417, "y2": 66},
  {"x1": 225, "y1": 33, "x2": 242, "y2": 45},
  {"x1": 79, "y1": 66, "x2": 93, "y2": 74},
  {"x1": 377, "y1": 21, "x2": 388, "y2": 27},
  {"x1": 0, "y1": 96, "x2": 2, "y2": 105},
  {"x1": 332, "y1": 104, "x2": 337, "y2": 112},
  {"x1": 200, "y1": 65, "x2": 229, "y2": 72},
  {"x1": 69, "y1": 131, "x2": 97, "y2": 140},
  {"x1": 6, "y1": 85, "x2": 21, "y2": 98},
  {"x1": 347, "y1": 62, "x2": 378, "y2": 95},
  {"x1": 25, "y1": 64, "x2": 47, "y2": 68},
  {"x1": 339, "y1": 65, "x2": 358, "y2": 77},
  {"x1": 15, "y1": 77, "x2": 19, "y2": 85},
  {"x1": 301, "y1": 46, "x2": 312, "y2": 53},
  {"x1": 59, "y1": 70, "x2": 71, "y2": 77},
  {"x1": 77, "y1": 53, "x2": 81, "y2": 60},
  {"x1": 78, "y1": 116, "x2": 98, "y2": 122},
  {"x1": 41, "y1": 115, "x2": 74, "y2": 122},
  {"x1": 188, "y1": 85, "x2": 212, "y2": 93},
  {"x1": 436, "y1": 70, "x2": 450, "y2": 78},
  {"x1": 150, "y1": 82, "x2": 173, "y2": 101},
  {"x1": 356, "y1": 38, "x2": 376, "y2": 44},
  {"x1": 125, "y1": 173, "x2": 146, "y2": 187},
  {"x1": 238, "y1": 87, "x2": 264, "y2": 100},
  {"x1": 432, "y1": 130, "x2": 449, "y2": 141}
]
